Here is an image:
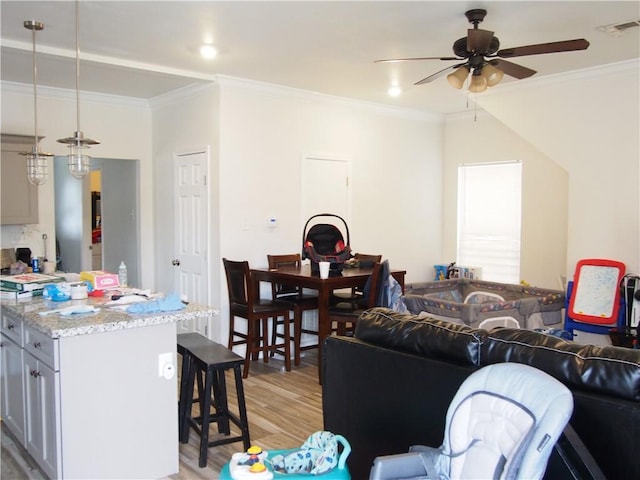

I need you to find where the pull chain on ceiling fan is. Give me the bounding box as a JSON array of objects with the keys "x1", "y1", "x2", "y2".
[{"x1": 375, "y1": 9, "x2": 590, "y2": 93}]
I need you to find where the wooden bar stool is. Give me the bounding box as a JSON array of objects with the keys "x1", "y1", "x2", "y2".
[{"x1": 177, "y1": 333, "x2": 251, "y2": 468}]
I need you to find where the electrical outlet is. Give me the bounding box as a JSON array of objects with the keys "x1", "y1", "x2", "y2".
[{"x1": 158, "y1": 352, "x2": 173, "y2": 377}]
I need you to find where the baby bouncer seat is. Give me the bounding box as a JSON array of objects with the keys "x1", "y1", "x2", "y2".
[
  {"x1": 369, "y1": 363, "x2": 574, "y2": 480},
  {"x1": 221, "y1": 431, "x2": 351, "y2": 479}
]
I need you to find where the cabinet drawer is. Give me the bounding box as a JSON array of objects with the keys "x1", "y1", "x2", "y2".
[
  {"x1": 1, "y1": 309, "x2": 23, "y2": 346},
  {"x1": 24, "y1": 326, "x2": 58, "y2": 370}
]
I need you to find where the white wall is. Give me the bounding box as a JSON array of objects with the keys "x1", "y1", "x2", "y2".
[
  {"x1": 0, "y1": 82, "x2": 155, "y2": 288},
  {"x1": 212, "y1": 78, "x2": 444, "y2": 341},
  {"x1": 476, "y1": 61, "x2": 640, "y2": 277},
  {"x1": 150, "y1": 83, "x2": 220, "y2": 309},
  {"x1": 443, "y1": 111, "x2": 569, "y2": 289},
  {"x1": 217, "y1": 79, "x2": 443, "y2": 267}
]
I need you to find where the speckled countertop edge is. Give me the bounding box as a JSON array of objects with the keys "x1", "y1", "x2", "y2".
[{"x1": 1, "y1": 297, "x2": 219, "y2": 339}]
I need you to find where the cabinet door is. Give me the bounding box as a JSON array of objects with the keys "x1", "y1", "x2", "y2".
[
  {"x1": 24, "y1": 352, "x2": 61, "y2": 479},
  {"x1": 0, "y1": 148, "x2": 39, "y2": 224},
  {"x1": 1, "y1": 334, "x2": 26, "y2": 443}
]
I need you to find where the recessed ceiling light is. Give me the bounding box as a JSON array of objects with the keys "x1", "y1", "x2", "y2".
[
  {"x1": 388, "y1": 86, "x2": 402, "y2": 97},
  {"x1": 200, "y1": 44, "x2": 218, "y2": 59}
]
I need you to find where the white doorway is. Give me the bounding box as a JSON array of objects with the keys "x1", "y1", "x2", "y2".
[
  {"x1": 54, "y1": 157, "x2": 139, "y2": 287},
  {"x1": 173, "y1": 148, "x2": 210, "y2": 336},
  {"x1": 300, "y1": 153, "x2": 351, "y2": 347},
  {"x1": 301, "y1": 153, "x2": 351, "y2": 227}
]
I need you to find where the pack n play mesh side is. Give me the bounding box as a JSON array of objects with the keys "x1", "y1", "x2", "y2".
[{"x1": 302, "y1": 213, "x2": 352, "y2": 273}]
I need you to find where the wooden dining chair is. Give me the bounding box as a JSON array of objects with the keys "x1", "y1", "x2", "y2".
[
  {"x1": 329, "y1": 261, "x2": 383, "y2": 336},
  {"x1": 331, "y1": 253, "x2": 383, "y2": 306},
  {"x1": 267, "y1": 254, "x2": 319, "y2": 366},
  {"x1": 222, "y1": 258, "x2": 292, "y2": 378}
]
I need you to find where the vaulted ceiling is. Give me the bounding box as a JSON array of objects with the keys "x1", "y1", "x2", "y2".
[{"x1": 2, "y1": 1, "x2": 638, "y2": 114}]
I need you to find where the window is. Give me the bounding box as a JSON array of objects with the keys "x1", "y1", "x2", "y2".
[{"x1": 457, "y1": 161, "x2": 522, "y2": 283}]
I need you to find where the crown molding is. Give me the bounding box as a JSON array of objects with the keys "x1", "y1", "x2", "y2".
[
  {"x1": 480, "y1": 59, "x2": 639, "y2": 98},
  {"x1": 1, "y1": 80, "x2": 150, "y2": 108},
  {"x1": 214, "y1": 74, "x2": 443, "y2": 123},
  {"x1": 442, "y1": 59, "x2": 639, "y2": 121},
  {"x1": 148, "y1": 81, "x2": 217, "y2": 110}
]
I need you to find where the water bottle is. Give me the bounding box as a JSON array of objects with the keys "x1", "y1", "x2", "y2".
[{"x1": 118, "y1": 261, "x2": 128, "y2": 287}]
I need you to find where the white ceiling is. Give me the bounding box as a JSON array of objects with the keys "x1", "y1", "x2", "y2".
[{"x1": 1, "y1": 1, "x2": 639, "y2": 114}]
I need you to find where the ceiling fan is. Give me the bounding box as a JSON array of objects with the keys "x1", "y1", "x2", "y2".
[{"x1": 375, "y1": 9, "x2": 590, "y2": 92}]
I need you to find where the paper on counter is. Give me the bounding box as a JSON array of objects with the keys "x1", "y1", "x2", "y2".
[{"x1": 39, "y1": 305, "x2": 99, "y2": 316}]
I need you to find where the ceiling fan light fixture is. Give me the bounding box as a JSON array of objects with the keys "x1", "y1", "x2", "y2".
[
  {"x1": 469, "y1": 71, "x2": 488, "y2": 93},
  {"x1": 447, "y1": 66, "x2": 470, "y2": 89},
  {"x1": 482, "y1": 63, "x2": 504, "y2": 87}
]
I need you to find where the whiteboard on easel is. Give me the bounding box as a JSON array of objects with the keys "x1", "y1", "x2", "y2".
[{"x1": 569, "y1": 259, "x2": 625, "y2": 324}]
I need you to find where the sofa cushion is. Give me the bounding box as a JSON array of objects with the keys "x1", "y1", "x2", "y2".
[
  {"x1": 481, "y1": 328, "x2": 640, "y2": 401},
  {"x1": 355, "y1": 307, "x2": 487, "y2": 366}
]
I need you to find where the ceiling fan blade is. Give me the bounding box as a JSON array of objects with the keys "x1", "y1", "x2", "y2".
[
  {"x1": 497, "y1": 39, "x2": 589, "y2": 58},
  {"x1": 489, "y1": 59, "x2": 536, "y2": 79},
  {"x1": 375, "y1": 56, "x2": 460, "y2": 63},
  {"x1": 414, "y1": 63, "x2": 467, "y2": 85},
  {"x1": 467, "y1": 29, "x2": 494, "y2": 53}
]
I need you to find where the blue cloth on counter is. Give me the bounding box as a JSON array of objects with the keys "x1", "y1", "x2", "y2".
[{"x1": 126, "y1": 293, "x2": 186, "y2": 314}]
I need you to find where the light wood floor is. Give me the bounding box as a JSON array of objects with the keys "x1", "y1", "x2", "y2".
[
  {"x1": 167, "y1": 350, "x2": 323, "y2": 479},
  {"x1": 1, "y1": 350, "x2": 322, "y2": 480}
]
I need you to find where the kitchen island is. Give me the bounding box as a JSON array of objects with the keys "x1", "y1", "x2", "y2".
[{"x1": 1, "y1": 295, "x2": 215, "y2": 479}]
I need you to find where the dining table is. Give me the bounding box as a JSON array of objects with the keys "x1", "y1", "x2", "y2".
[{"x1": 252, "y1": 264, "x2": 406, "y2": 382}]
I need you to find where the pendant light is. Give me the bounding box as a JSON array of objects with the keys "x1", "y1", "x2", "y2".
[
  {"x1": 57, "y1": 0, "x2": 99, "y2": 179},
  {"x1": 19, "y1": 20, "x2": 53, "y2": 186}
]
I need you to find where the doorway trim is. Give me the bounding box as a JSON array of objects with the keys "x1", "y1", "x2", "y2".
[{"x1": 172, "y1": 146, "x2": 211, "y2": 335}]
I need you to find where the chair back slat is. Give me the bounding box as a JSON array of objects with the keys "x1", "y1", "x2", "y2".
[
  {"x1": 364, "y1": 262, "x2": 383, "y2": 308},
  {"x1": 267, "y1": 254, "x2": 303, "y2": 298},
  {"x1": 222, "y1": 258, "x2": 255, "y2": 306}
]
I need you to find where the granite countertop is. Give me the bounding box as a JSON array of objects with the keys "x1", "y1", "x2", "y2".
[{"x1": 1, "y1": 296, "x2": 218, "y2": 339}]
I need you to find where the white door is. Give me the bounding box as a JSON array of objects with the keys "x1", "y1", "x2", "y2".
[
  {"x1": 301, "y1": 154, "x2": 351, "y2": 229},
  {"x1": 300, "y1": 154, "x2": 351, "y2": 346},
  {"x1": 173, "y1": 149, "x2": 210, "y2": 336}
]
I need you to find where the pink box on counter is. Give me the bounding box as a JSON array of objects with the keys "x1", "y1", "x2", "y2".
[{"x1": 79, "y1": 270, "x2": 120, "y2": 290}]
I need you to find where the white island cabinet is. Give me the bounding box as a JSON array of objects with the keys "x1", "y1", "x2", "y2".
[{"x1": 1, "y1": 297, "x2": 215, "y2": 479}]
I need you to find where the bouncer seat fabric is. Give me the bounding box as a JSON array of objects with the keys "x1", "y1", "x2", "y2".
[{"x1": 369, "y1": 363, "x2": 573, "y2": 480}]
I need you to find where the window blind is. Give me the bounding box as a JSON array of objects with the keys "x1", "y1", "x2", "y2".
[{"x1": 457, "y1": 161, "x2": 522, "y2": 283}]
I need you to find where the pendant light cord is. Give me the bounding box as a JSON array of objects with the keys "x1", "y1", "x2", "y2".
[
  {"x1": 75, "y1": 0, "x2": 81, "y2": 133},
  {"x1": 31, "y1": 25, "x2": 38, "y2": 146}
]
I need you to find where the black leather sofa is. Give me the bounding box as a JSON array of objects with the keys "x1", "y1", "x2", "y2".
[{"x1": 322, "y1": 308, "x2": 640, "y2": 479}]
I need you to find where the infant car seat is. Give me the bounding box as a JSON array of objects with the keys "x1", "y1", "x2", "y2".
[
  {"x1": 302, "y1": 213, "x2": 352, "y2": 273},
  {"x1": 369, "y1": 363, "x2": 573, "y2": 480}
]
